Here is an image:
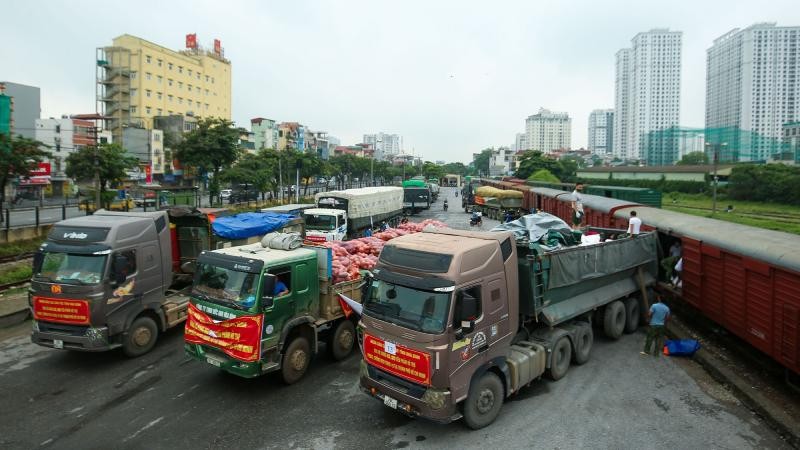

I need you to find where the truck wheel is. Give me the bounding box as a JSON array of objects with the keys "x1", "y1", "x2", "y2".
[
  {"x1": 623, "y1": 297, "x2": 640, "y2": 334},
  {"x1": 123, "y1": 316, "x2": 159, "y2": 357},
  {"x1": 547, "y1": 335, "x2": 572, "y2": 381},
  {"x1": 603, "y1": 300, "x2": 626, "y2": 340},
  {"x1": 571, "y1": 324, "x2": 593, "y2": 365},
  {"x1": 462, "y1": 372, "x2": 504, "y2": 430},
  {"x1": 281, "y1": 336, "x2": 311, "y2": 384},
  {"x1": 328, "y1": 320, "x2": 355, "y2": 361}
]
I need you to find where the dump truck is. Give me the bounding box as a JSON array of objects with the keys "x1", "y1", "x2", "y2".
[
  {"x1": 183, "y1": 235, "x2": 363, "y2": 382},
  {"x1": 470, "y1": 186, "x2": 524, "y2": 220},
  {"x1": 402, "y1": 179, "x2": 431, "y2": 214},
  {"x1": 359, "y1": 224, "x2": 657, "y2": 429},
  {"x1": 304, "y1": 187, "x2": 404, "y2": 242},
  {"x1": 30, "y1": 210, "x2": 191, "y2": 356}
]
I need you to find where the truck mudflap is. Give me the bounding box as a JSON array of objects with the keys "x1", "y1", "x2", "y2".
[
  {"x1": 359, "y1": 360, "x2": 461, "y2": 424},
  {"x1": 31, "y1": 322, "x2": 118, "y2": 352}
]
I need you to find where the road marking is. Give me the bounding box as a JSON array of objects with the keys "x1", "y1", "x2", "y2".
[{"x1": 123, "y1": 416, "x2": 164, "y2": 442}]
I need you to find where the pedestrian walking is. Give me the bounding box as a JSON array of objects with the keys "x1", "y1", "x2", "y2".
[{"x1": 641, "y1": 295, "x2": 671, "y2": 357}]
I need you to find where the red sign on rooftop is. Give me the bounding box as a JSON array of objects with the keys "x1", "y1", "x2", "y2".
[{"x1": 186, "y1": 34, "x2": 198, "y2": 49}]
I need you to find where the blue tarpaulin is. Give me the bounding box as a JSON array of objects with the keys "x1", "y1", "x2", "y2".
[{"x1": 211, "y1": 212, "x2": 297, "y2": 240}]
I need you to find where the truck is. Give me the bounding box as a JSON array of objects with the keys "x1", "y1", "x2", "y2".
[
  {"x1": 261, "y1": 203, "x2": 317, "y2": 216},
  {"x1": 183, "y1": 236, "x2": 363, "y2": 382},
  {"x1": 402, "y1": 180, "x2": 431, "y2": 214},
  {"x1": 303, "y1": 187, "x2": 404, "y2": 242},
  {"x1": 30, "y1": 210, "x2": 191, "y2": 356},
  {"x1": 461, "y1": 180, "x2": 476, "y2": 212},
  {"x1": 358, "y1": 226, "x2": 658, "y2": 429},
  {"x1": 470, "y1": 186, "x2": 524, "y2": 220}
]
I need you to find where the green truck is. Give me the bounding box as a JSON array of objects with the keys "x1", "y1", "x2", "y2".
[{"x1": 184, "y1": 235, "x2": 363, "y2": 383}]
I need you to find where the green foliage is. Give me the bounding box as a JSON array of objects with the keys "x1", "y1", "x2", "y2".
[
  {"x1": 515, "y1": 151, "x2": 576, "y2": 181},
  {"x1": 0, "y1": 237, "x2": 44, "y2": 258},
  {"x1": 0, "y1": 262, "x2": 32, "y2": 285},
  {"x1": 65, "y1": 143, "x2": 138, "y2": 203},
  {"x1": 677, "y1": 151, "x2": 708, "y2": 166},
  {"x1": 0, "y1": 134, "x2": 51, "y2": 205},
  {"x1": 468, "y1": 148, "x2": 493, "y2": 176},
  {"x1": 175, "y1": 117, "x2": 244, "y2": 200},
  {"x1": 422, "y1": 161, "x2": 444, "y2": 181},
  {"x1": 528, "y1": 169, "x2": 561, "y2": 183},
  {"x1": 728, "y1": 164, "x2": 800, "y2": 205},
  {"x1": 441, "y1": 162, "x2": 466, "y2": 176}
]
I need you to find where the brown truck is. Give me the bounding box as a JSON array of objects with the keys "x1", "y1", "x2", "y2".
[{"x1": 358, "y1": 227, "x2": 657, "y2": 429}]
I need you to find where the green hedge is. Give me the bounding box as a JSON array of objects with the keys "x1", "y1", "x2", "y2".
[{"x1": 728, "y1": 164, "x2": 800, "y2": 205}]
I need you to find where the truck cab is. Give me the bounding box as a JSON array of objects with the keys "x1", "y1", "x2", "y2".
[
  {"x1": 303, "y1": 207, "x2": 347, "y2": 242},
  {"x1": 30, "y1": 210, "x2": 189, "y2": 356},
  {"x1": 359, "y1": 229, "x2": 518, "y2": 425}
]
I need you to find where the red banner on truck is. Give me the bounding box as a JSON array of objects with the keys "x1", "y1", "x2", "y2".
[
  {"x1": 363, "y1": 334, "x2": 431, "y2": 385},
  {"x1": 32, "y1": 297, "x2": 90, "y2": 325},
  {"x1": 184, "y1": 303, "x2": 263, "y2": 362}
]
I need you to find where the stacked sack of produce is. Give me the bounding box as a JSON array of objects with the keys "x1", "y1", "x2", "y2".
[{"x1": 322, "y1": 219, "x2": 447, "y2": 283}]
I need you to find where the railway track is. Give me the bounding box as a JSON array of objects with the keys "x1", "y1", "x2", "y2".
[
  {"x1": 0, "y1": 279, "x2": 30, "y2": 292},
  {"x1": 0, "y1": 253, "x2": 35, "y2": 265}
]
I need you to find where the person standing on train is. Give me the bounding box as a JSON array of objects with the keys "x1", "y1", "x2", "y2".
[
  {"x1": 571, "y1": 183, "x2": 585, "y2": 230},
  {"x1": 628, "y1": 210, "x2": 642, "y2": 236}
]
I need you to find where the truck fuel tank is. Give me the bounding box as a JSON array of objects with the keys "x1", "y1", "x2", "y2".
[{"x1": 507, "y1": 341, "x2": 546, "y2": 392}]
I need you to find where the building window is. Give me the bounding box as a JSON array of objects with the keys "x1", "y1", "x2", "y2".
[
  {"x1": 146, "y1": 107, "x2": 151, "y2": 115},
  {"x1": 157, "y1": 75, "x2": 162, "y2": 84},
  {"x1": 157, "y1": 59, "x2": 162, "y2": 67},
  {"x1": 130, "y1": 88, "x2": 138, "y2": 97},
  {"x1": 188, "y1": 84, "x2": 192, "y2": 91},
  {"x1": 205, "y1": 89, "x2": 209, "y2": 96},
  {"x1": 178, "y1": 97, "x2": 183, "y2": 104},
  {"x1": 168, "y1": 78, "x2": 173, "y2": 86},
  {"x1": 168, "y1": 110, "x2": 173, "y2": 114},
  {"x1": 130, "y1": 71, "x2": 137, "y2": 79},
  {"x1": 131, "y1": 106, "x2": 137, "y2": 114},
  {"x1": 168, "y1": 62, "x2": 173, "y2": 70},
  {"x1": 205, "y1": 75, "x2": 209, "y2": 82},
  {"x1": 211, "y1": 77, "x2": 214, "y2": 84},
  {"x1": 197, "y1": 73, "x2": 200, "y2": 80},
  {"x1": 187, "y1": 99, "x2": 192, "y2": 107},
  {"x1": 168, "y1": 94, "x2": 173, "y2": 102},
  {"x1": 157, "y1": 92, "x2": 162, "y2": 100},
  {"x1": 146, "y1": 72, "x2": 151, "y2": 80},
  {"x1": 157, "y1": 108, "x2": 162, "y2": 115},
  {"x1": 178, "y1": 66, "x2": 183, "y2": 73},
  {"x1": 205, "y1": 103, "x2": 209, "y2": 109},
  {"x1": 146, "y1": 55, "x2": 151, "y2": 64},
  {"x1": 178, "y1": 81, "x2": 183, "y2": 89},
  {"x1": 146, "y1": 90, "x2": 151, "y2": 97}
]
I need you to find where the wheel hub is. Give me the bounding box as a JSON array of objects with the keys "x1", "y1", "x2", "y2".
[
  {"x1": 338, "y1": 330, "x2": 354, "y2": 350},
  {"x1": 291, "y1": 350, "x2": 307, "y2": 371},
  {"x1": 132, "y1": 327, "x2": 151, "y2": 347},
  {"x1": 476, "y1": 388, "x2": 495, "y2": 414}
]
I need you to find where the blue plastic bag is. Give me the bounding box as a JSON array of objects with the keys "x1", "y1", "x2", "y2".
[{"x1": 663, "y1": 339, "x2": 701, "y2": 356}]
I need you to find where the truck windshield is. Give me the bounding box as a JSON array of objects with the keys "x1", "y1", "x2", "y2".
[
  {"x1": 33, "y1": 252, "x2": 107, "y2": 285},
  {"x1": 192, "y1": 263, "x2": 258, "y2": 310},
  {"x1": 304, "y1": 214, "x2": 336, "y2": 231},
  {"x1": 363, "y1": 280, "x2": 450, "y2": 334}
]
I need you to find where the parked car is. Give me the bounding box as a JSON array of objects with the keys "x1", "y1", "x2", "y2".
[
  {"x1": 220, "y1": 189, "x2": 232, "y2": 200},
  {"x1": 133, "y1": 192, "x2": 156, "y2": 207},
  {"x1": 109, "y1": 195, "x2": 135, "y2": 211}
]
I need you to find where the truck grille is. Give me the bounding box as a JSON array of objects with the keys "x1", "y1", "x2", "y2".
[
  {"x1": 368, "y1": 365, "x2": 426, "y2": 399},
  {"x1": 38, "y1": 322, "x2": 89, "y2": 336}
]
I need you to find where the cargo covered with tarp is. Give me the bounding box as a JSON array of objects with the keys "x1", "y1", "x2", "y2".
[
  {"x1": 211, "y1": 212, "x2": 298, "y2": 240},
  {"x1": 316, "y1": 187, "x2": 404, "y2": 220},
  {"x1": 492, "y1": 214, "x2": 658, "y2": 326}
]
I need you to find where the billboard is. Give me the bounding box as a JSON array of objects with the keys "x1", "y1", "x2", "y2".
[
  {"x1": 186, "y1": 33, "x2": 198, "y2": 49},
  {"x1": 214, "y1": 39, "x2": 221, "y2": 55}
]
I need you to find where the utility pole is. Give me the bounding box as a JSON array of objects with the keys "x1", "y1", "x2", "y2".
[
  {"x1": 278, "y1": 155, "x2": 283, "y2": 204},
  {"x1": 295, "y1": 156, "x2": 301, "y2": 203},
  {"x1": 706, "y1": 142, "x2": 726, "y2": 215},
  {"x1": 94, "y1": 126, "x2": 101, "y2": 211}
]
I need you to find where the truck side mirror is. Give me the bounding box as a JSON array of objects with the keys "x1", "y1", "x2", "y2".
[
  {"x1": 32, "y1": 252, "x2": 44, "y2": 273},
  {"x1": 454, "y1": 293, "x2": 478, "y2": 339},
  {"x1": 261, "y1": 273, "x2": 276, "y2": 309}
]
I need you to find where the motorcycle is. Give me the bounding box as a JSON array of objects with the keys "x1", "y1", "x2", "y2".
[{"x1": 469, "y1": 213, "x2": 482, "y2": 226}]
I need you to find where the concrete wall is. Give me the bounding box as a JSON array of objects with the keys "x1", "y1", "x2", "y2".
[{"x1": 1, "y1": 82, "x2": 41, "y2": 139}]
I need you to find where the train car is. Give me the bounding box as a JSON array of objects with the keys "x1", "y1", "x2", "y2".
[
  {"x1": 580, "y1": 195, "x2": 639, "y2": 229},
  {"x1": 525, "y1": 180, "x2": 574, "y2": 192},
  {"x1": 584, "y1": 185, "x2": 663, "y2": 209}
]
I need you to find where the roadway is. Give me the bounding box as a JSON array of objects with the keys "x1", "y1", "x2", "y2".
[{"x1": 0, "y1": 187, "x2": 789, "y2": 449}]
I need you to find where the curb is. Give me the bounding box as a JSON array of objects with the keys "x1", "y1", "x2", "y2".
[
  {"x1": 0, "y1": 296, "x2": 30, "y2": 329},
  {"x1": 0, "y1": 308, "x2": 30, "y2": 329},
  {"x1": 667, "y1": 320, "x2": 800, "y2": 449}
]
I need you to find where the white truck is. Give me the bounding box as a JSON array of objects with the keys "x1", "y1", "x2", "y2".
[{"x1": 303, "y1": 187, "x2": 404, "y2": 242}]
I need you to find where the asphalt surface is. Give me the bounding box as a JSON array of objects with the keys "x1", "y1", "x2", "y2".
[{"x1": 0, "y1": 187, "x2": 790, "y2": 449}]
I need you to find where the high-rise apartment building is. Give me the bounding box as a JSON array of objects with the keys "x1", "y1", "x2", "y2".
[
  {"x1": 614, "y1": 29, "x2": 682, "y2": 161},
  {"x1": 0, "y1": 82, "x2": 41, "y2": 139},
  {"x1": 97, "y1": 34, "x2": 232, "y2": 143},
  {"x1": 706, "y1": 23, "x2": 800, "y2": 162},
  {"x1": 588, "y1": 109, "x2": 615, "y2": 155},
  {"x1": 514, "y1": 132, "x2": 529, "y2": 152},
  {"x1": 525, "y1": 108, "x2": 571, "y2": 153},
  {"x1": 363, "y1": 133, "x2": 402, "y2": 160}
]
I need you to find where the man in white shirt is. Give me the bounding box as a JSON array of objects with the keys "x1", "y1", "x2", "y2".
[
  {"x1": 628, "y1": 210, "x2": 642, "y2": 236},
  {"x1": 571, "y1": 183, "x2": 585, "y2": 230}
]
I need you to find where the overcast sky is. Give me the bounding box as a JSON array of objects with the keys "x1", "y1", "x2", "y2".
[{"x1": 2, "y1": 0, "x2": 799, "y2": 163}]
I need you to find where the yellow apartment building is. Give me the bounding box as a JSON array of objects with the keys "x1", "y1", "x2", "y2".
[{"x1": 97, "y1": 34, "x2": 231, "y2": 142}]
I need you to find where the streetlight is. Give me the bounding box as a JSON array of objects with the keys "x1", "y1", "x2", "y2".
[{"x1": 705, "y1": 142, "x2": 727, "y2": 214}]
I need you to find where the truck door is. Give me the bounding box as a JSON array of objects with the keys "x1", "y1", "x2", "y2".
[
  {"x1": 261, "y1": 265, "x2": 297, "y2": 346},
  {"x1": 447, "y1": 286, "x2": 490, "y2": 398}
]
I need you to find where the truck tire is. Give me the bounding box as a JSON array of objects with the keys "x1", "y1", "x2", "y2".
[
  {"x1": 603, "y1": 300, "x2": 626, "y2": 340},
  {"x1": 122, "y1": 316, "x2": 159, "y2": 357},
  {"x1": 462, "y1": 371, "x2": 504, "y2": 430},
  {"x1": 571, "y1": 324, "x2": 593, "y2": 365},
  {"x1": 623, "y1": 297, "x2": 640, "y2": 334},
  {"x1": 547, "y1": 335, "x2": 572, "y2": 381},
  {"x1": 328, "y1": 320, "x2": 355, "y2": 361},
  {"x1": 281, "y1": 336, "x2": 311, "y2": 385}
]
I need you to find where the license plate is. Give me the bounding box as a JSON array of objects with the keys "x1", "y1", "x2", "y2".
[
  {"x1": 383, "y1": 395, "x2": 398, "y2": 409},
  {"x1": 207, "y1": 357, "x2": 222, "y2": 367},
  {"x1": 53, "y1": 339, "x2": 64, "y2": 349}
]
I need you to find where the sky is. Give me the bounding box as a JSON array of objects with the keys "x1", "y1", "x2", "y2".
[{"x1": 2, "y1": 0, "x2": 799, "y2": 163}]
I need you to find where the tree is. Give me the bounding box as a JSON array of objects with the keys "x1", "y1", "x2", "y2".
[
  {"x1": 65, "y1": 143, "x2": 138, "y2": 208},
  {"x1": 677, "y1": 151, "x2": 708, "y2": 166},
  {"x1": 527, "y1": 169, "x2": 561, "y2": 183},
  {"x1": 468, "y1": 148, "x2": 493, "y2": 176},
  {"x1": 422, "y1": 161, "x2": 444, "y2": 181},
  {"x1": 0, "y1": 134, "x2": 51, "y2": 208},
  {"x1": 441, "y1": 162, "x2": 467, "y2": 176},
  {"x1": 219, "y1": 152, "x2": 274, "y2": 201},
  {"x1": 175, "y1": 117, "x2": 244, "y2": 203}
]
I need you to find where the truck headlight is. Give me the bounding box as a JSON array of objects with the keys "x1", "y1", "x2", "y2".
[{"x1": 422, "y1": 388, "x2": 447, "y2": 410}]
